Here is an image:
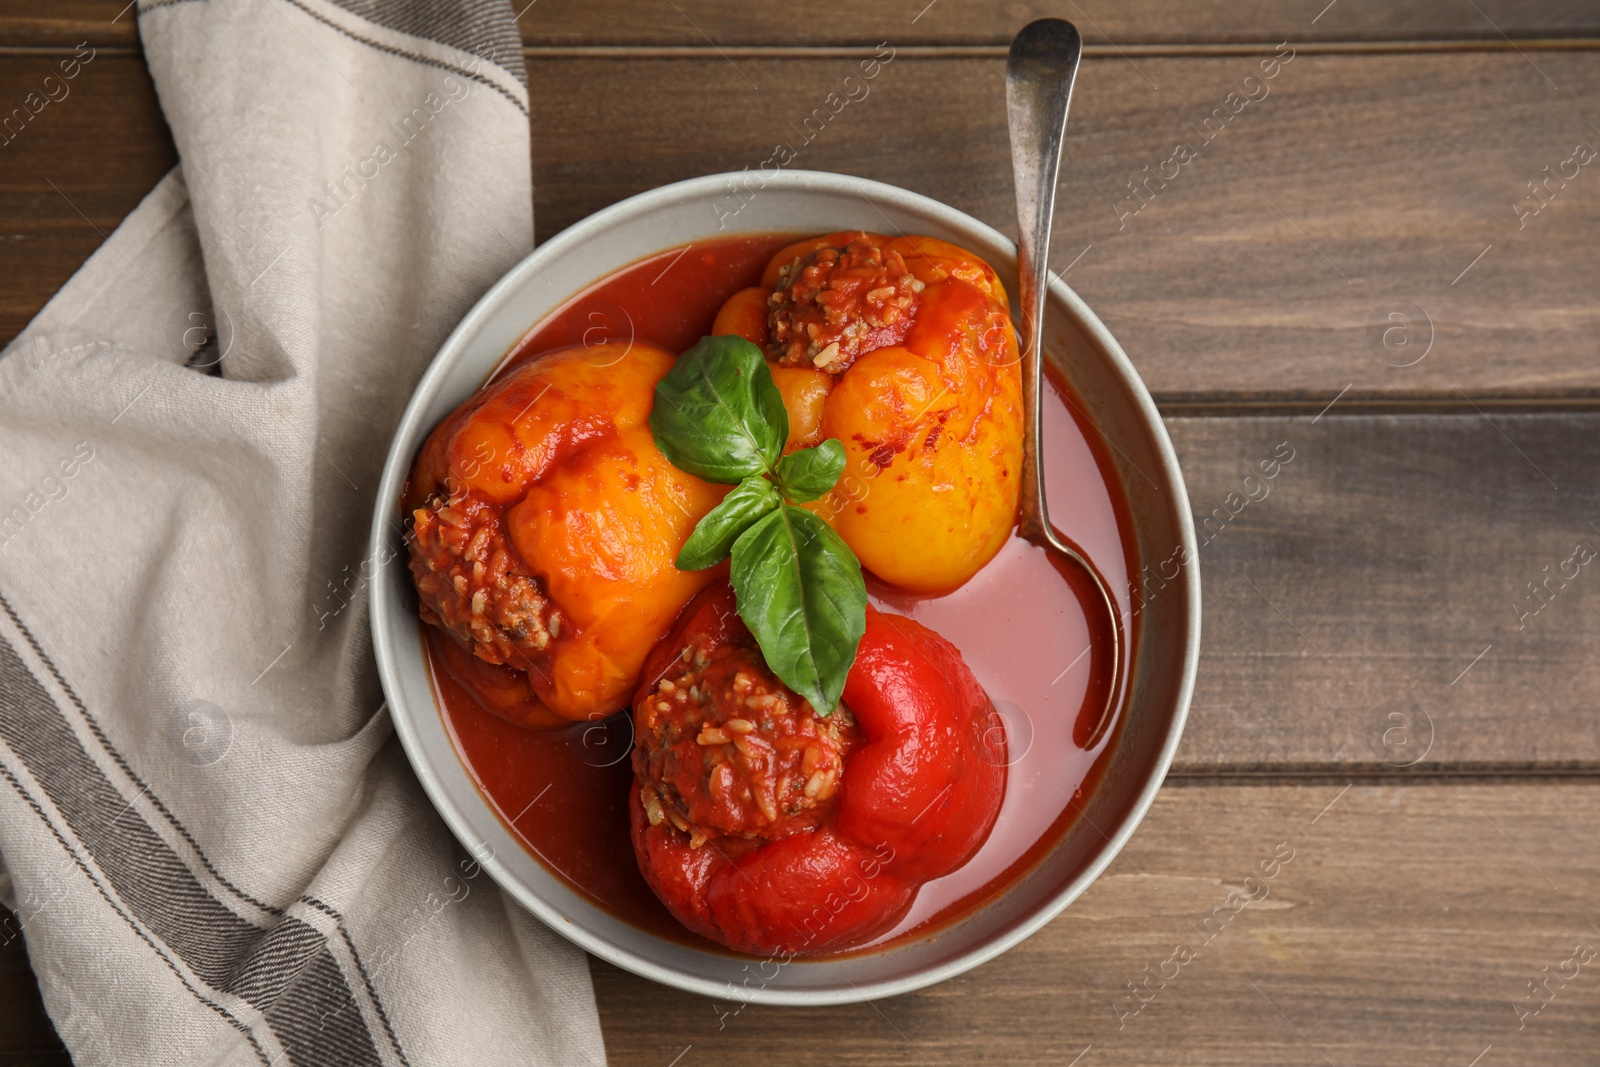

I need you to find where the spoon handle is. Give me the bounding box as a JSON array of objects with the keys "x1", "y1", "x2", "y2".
[
  {"x1": 1007, "y1": 17, "x2": 1081, "y2": 544},
  {"x1": 1007, "y1": 19, "x2": 1123, "y2": 748}
]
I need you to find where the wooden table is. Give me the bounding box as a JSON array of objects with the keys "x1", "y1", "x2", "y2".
[{"x1": 4, "y1": 3, "x2": 1599, "y2": 1063}]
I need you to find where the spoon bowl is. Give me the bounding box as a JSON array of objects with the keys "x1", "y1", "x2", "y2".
[{"x1": 1007, "y1": 18, "x2": 1126, "y2": 746}]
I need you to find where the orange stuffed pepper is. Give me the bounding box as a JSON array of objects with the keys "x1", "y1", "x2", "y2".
[
  {"x1": 710, "y1": 231, "x2": 1023, "y2": 593},
  {"x1": 405, "y1": 342, "x2": 728, "y2": 726}
]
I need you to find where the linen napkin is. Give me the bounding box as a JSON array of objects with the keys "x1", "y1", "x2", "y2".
[{"x1": 0, "y1": 0, "x2": 606, "y2": 1063}]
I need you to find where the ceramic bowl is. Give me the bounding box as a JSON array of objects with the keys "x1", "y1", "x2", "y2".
[{"x1": 369, "y1": 170, "x2": 1200, "y2": 1006}]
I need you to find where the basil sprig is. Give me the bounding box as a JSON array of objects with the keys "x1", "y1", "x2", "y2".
[{"x1": 651, "y1": 336, "x2": 866, "y2": 715}]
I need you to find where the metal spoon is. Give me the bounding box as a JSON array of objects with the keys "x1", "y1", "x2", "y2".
[{"x1": 1007, "y1": 18, "x2": 1124, "y2": 747}]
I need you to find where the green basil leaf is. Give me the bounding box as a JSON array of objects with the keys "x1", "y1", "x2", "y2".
[
  {"x1": 773, "y1": 439, "x2": 847, "y2": 503},
  {"x1": 676, "y1": 475, "x2": 781, "y2": 570},
  {"x1": 650, "y1": 335, "x2": 789, "y2": 483},
  {"x1": 729, "y1": 504, "x2": 867, "y2": 715}
]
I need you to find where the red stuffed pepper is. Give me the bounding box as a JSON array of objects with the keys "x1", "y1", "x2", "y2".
[{"x1": 629, "y1": 583, "x2": 1007, "y2": 956}]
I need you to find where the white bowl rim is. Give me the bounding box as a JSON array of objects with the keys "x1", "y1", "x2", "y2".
[{"x1": 369, "y1": 168, "x2": 1200, "y2": 1006}]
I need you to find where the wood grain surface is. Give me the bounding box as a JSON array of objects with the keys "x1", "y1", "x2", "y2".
[
  {"x1": 1170, "y1": 411, "x2": 1600, "y2": 773},
  {"x1": 0, "y1": 53, "x2": 176, "y2": 347},
  {"x1": 512, "y1": 0, "x2": 1600, "y2": 48},
  {"x1": 1, "y1": 2, "x2": 1597, "y2": 1065},
  {"x1": 0, "y1": 0, "x2": 138, "y2": 48},
  {"x1": 0, "y1": 916, "x2": 71, "y2": 1065},
  {"x1": 7, "y1": 0, "x2": 1600, "y2": 49}
]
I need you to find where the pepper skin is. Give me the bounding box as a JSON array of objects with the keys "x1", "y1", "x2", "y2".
[
  {"x1": 629, "y1": 583, "x2": 1007, "y2": 956},
  {"x1": 406, "y1": 341, "x2": 728, "y2": 726},
  {"x1": 713, "y1": 231, "x2": 1023, "y2": 593}
]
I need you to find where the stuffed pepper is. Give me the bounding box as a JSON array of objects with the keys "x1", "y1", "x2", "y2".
[{"x1": 629, "y1": 583, "x2": 1007, "y2": 956}]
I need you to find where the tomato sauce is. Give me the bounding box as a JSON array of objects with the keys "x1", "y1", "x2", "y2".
[{"x1": 426, "y1": 234, "x2": 1137, "y2": 956}]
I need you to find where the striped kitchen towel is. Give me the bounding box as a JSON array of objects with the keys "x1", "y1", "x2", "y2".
[{"x1": 0, "y1": 0, "x2": 605, "y2": 1063}]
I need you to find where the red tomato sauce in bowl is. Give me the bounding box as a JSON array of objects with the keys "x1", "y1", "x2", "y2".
[{"x1": 423, "y1": 234, "x2": 1136, "y2": 955}]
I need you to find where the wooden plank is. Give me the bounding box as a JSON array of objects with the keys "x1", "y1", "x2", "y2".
[
  {"x1": 0, "y1": 1, "x2": 136, "y2": 48},
  {"x1": 0, "y1": 53, "x2": 176, "y2": 347},
  {"x1": 6, "y1": 0, "x2": 1600, "y2": 49},
  {"x1": 514, "y1": 1, "x2": 1600, "y2": 47},
  {"x1": 594, "y1": 779, "x2": 1600, "y2": 1066},
  {"x1": 0, "y1": 915, "x2": 72, "y2": 1065},
  {"x1": 1168, "y1": 412, "x2": 1600, "y2": 773},
  {"x1": 5, "y1": 52, "x2": 1599, "y2": 404},
  {"x1": 525, "y1": 51, "x2": 1600, "y2": 403}
]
